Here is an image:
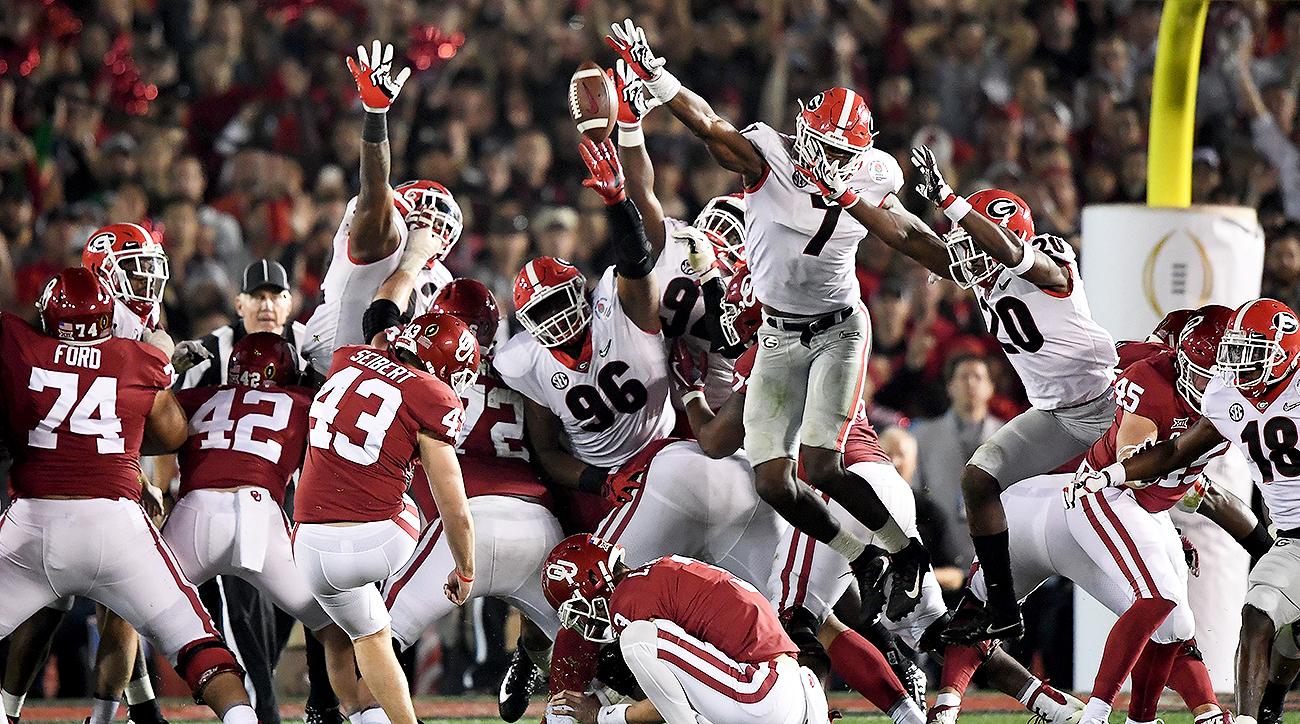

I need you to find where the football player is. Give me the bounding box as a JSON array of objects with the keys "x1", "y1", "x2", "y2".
[
  {"x1": 604, "y1": 18, "x2": 928, "y2": 622},
  {"x1": 302, "y1": 40, "x2": 461, "y2": 376},
  {"x1": 608, "y1": 58, "x2": 746, "y2": 408},
  {"x1": 293, "y1": 311, "x2": 479, "y2": 724},
  {"x1": 164, "y1": 332, "x2": 372, "y2": 718},
  {"x1": 678, "y1": 272, "x2": 1082, "y2": 724},
  {"x1": 81, "y1": 222, "x2": 171, "y2": 348},
  {"x1": 379, "y1": 281, "x2": 565, "y2": 713},
  {"x1": 1069, "y1": 298, "x2": 1300, "y2": 724},
  {"x1": 544, "y1": 535, "x2": 828, "y2": 724},
  {"x1": 0, "y1": 268, "x2": 258, "y2": 724}
]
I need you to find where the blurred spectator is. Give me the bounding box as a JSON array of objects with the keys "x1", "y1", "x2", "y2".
[
  {"x1": 1233, "y1": 41, "x2": 1300, "y2": 222},
  {"x1": 1263, "y1": 224, "x2": 1300, "y2": 314},
  {"x1": 911, "y1": 353, "x2": 1006, "y2": 586}
]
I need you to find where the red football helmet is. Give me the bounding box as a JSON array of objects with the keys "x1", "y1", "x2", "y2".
[
  {"x1": 82, "y1": 223, "x2": 169, "y2": 317},
  {"x1": 1149, "y1": 308, "x2": 1197, "y2": 346},
  {"x1": 719, "y1": 263, "x2": 761, "y2": 350},
  {"x1": 431, "y1": 279, "x2": 500, "y2": 350},
  {"x1": 514, "y1": 258, "x2": 590, "y2": 348},
  {"x1": 37, "y1": 267, "x2": 115, "y2": 343},
  {"x1": 229, "y1": 332, "x2": 300, "y2": 389},
  {"x1": 794, "y1": 88, "x2": 874, "y2": 182},
  {"x1": 1217, "y1": 299, "x2": 1300, "y2": 396},
  {"x1": 943, "y1": 189, "x2": 1034, "y2": 290},
  {"x1": 693, "y1": 194, "x2": 747, "y2": 273},
  {"x1": 392, "y1": 312, "x2": 481, "y2": 395},
  {"x1": 393, "y1": 181, "x2": 464, "y2": 262},
  {"x1": 1175, "y1": 304, "x2": 1233, "y2": 407},
  {"x1": 541, "y1": 534, "x2": 626, "y2": 644}
]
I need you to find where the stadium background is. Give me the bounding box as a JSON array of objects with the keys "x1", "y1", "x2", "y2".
[{"x1": 0, "y1": 0, "x2": 1296, "y2": 709}]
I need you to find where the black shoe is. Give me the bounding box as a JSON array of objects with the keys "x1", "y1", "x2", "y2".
[
  {"x1": 885, "y1": 539, "x2": 930, "y2": 621},
  {"x1": 303, "y1": 704, "x2": 345, "y2": 724},
  {"x1": 499, "y1": 648, "x2": 544, "y2": 722},
  {"x1": 894, "y1": 659, "x2": 927, "y2": 713},
  {"x1": 1259, "y1": 702, "x2": 1283, "y2": 724},
  {"x1": 939, "y1": 603, "x2": 1023, "y2": 646},
  {"x1": 850, "y1": 545, "x2": 889, "y2": 625}
]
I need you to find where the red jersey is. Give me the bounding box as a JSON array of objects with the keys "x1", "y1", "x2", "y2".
[
  {"x1": 1115, "y1": 340, "x2": 1170, "y2": 372},
  {"x1": 295, "y1": 345, "x2": 464, "y2": 524},
  {"x1": 175, "y1": 384, "x2": 314, "y2": 505},
  {"x1": 0, "y1": 313, "x2": 172, "y2": 501},
  {"x1": 609, "y1": 555, "x2": 797, "y2": 665},
  {"x1": 407, "y1": 367, "x2": 548, "y2": 519},
  {"x1": 731, "y1": 346, "x2": 758, "y2": 394},
  {"x1": 1083, "y1": 353, "x2": 1226, "y2": 512}
]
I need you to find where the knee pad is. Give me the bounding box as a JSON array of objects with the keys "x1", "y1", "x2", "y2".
[
  {"x1": 1245, "y1": 585, "x2": 1297, "y2": 632},
  {"x1": 597, "y1": 643, "x2": 642, "y2": 698},
  {"x1": 175, "y1": 638, "x2": 243, "y2": 696},
  {"x1": 780, "y1": 606, "x2": 832, "y2": 677}
]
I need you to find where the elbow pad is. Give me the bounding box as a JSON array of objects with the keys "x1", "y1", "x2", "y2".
[
  {"x1": 362, "y1": 299, "x2": 403, "y2": 344},
  {"x1": 607, "y1": 199, "x2": 654, "y2": 279}
]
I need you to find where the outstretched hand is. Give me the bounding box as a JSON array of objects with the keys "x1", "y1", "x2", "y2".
[
  {"x1": 578, "y1": 138, "x2": 626, "y2": 205},
  {"x1": 347, "y1": 40, "x2": 411, "y2": 112}
]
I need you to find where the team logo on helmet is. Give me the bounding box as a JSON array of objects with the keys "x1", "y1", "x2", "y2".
[
  {"x1": 805, "y1": 92, "x2": 824, "y2": 111},
  {"x1": 985, "y1": 197, "x2": 1021, "y2": 221},
  {"x1": 86, "y1": 233, "x2": 114, "y2": 255},
  {"x1": 1230, "y1": 403, "x2": 1244, "y2": 422},
  {"x1": 552, "y1": 372, "x2": 570, "y2": 390},
  {"x1": 1275, "y1": 312, "x2": 1299, "y2": 334},
  {"x1": 546, "y1": 559, "x2": 579, "y2": 585}
]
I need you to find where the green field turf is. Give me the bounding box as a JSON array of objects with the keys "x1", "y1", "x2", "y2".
[{"x1": 159, "y1": 715, "x2": 1205, "y2": 724}]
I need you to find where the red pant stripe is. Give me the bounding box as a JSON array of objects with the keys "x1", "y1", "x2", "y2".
[
  {"x1": 1080, "y1": 495, "x2": 1147, "y2": 598},
  {"x1": 384, "y1": 521, "x2": 443, "y2": 608},
  {"x1": 138, "y1": 506, "x2": 221, "y2": 639},
  {"x1": 1095, "y1": 493, "x2": 1162, "y2": 598},
  {"x1": 655, "y1": 630, "x2": 780, "y2": 704},
  {"x1": 605, "y1": 487, "x2": 646, "y2": 544}
]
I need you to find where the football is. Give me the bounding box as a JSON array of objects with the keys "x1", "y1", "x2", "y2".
[{"x1": 568, "y1": 60, "x2": 617, "y2": 142}]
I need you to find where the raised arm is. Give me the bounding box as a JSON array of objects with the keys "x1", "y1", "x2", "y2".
[
  {"x1": 610, "y1": 60, "x2": 667, "y2": 257},
  {"x1": 361, "y1": 208, "x2": 447, "y2": 344},
  {"x1": 418, "y1": 432, "x2": 475, "y2": 604},
  {"x1": 578, "y1": 138, "x2": 660, "y2": 333},
  {"x1": 346, "y1": 40, "x2": 412, "y2": 264},
  {"x1": 606, "y1": 19, "x2": 767, "y2": 188},
  {"x1": 911, "y1": 145, "x2": 1069, "y2": 292}
]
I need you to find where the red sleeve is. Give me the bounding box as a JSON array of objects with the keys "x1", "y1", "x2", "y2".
[
  {"x1": 731, "y1": 346, "x2": 758, "y2": 394},
  {"x1": 1122, "y1": 358, "x2": 1178, "y2": 423},
  {"x1": 137, "y1": 343, "x2": 175, "y2": 391},
  {"x1": 407, "y1": 375, "x2": 465, "y2": 444}
]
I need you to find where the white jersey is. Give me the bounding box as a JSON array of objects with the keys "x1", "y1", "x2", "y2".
[
  {"x1": 740, "y1": 122, "x2": 902, "y2": 316},
  {"x1": 112, "y1": 299, "x2": 159, "y2": 341},
  {"x1": 974, "y1": 236, "x2": 1116, "y2": 409},
  {"x1": 302, "y1": 197, "x2": 452, "y2": 375},
  {"x1": 657, "y1": 217, "x2": 735, "y2": 409},
  {"x1": 1202, "y1": 373, "x2": 1300, "y2": 529},
  {"x1": 494, "y1": 267, "x2": 674, "y2": 469}
]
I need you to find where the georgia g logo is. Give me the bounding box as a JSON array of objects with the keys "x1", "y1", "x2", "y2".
[
  {"x1": 546, "y1": 559, "x2": 579, "y2": 586},
  {"x1": 805, "y1": 92, "x2": 824, "y2": 111},
  {"x1": 1274, "y1": 312, "x2": 1299, "y2": 335},
  {"x1": 86, "y1": 233, "x2": 114, "y2": 254},
  {"x1": 984, "y1": 197, "x2": 1020, "y2": 222}
]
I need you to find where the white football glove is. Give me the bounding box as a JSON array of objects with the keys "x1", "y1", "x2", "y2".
[
  {"x1": 171, "y1": 339, "x2": 213, "y2": 374},
  {"x1": 613, "y1": 59, "x2": 662, "y2": 123},
  {"x1": 674, "y1": 226, "x2": 719, "y2": 278},
  {"x1": 910, "y1": 145, "x2": 954, "y2": 207},
  {"x1": 397, "y1": 208, "x2": 443, "y2": 274},
  {"x1": 1063, "y1": 462, "x2": 1126, "y2": 509},
  {"x1": 607, "y1": 19, "x2": 666, "y2": 82}
]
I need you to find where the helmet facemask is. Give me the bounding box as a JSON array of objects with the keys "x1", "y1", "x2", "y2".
[
  {"x1": 109, "y1": 248, "x2": 169, "y2": 316},
  {"x1": 401, "y1": 186, "x2": 464, "y2": 262},
  {"x1": 694, "y1": 200, "x2": 745, "y2": 272},
  {"x1": 556, "y1": 592, "x2": 616, "y2": 643},
  {"x1": 1217, "y1": 329, "x2": 1286, "y2": 392},
  {"x1": 1175, "y1": 348, "x2": 1215, "y2": 409},
  {"x1": 944, "y1": 227, "x2": 1001, "y2": 290},
  {"x1": 517, "y1": 276, "x2": 591, "y2": 348}
]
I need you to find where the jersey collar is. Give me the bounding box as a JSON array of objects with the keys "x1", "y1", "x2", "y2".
[{"x1": 547, "y1": 329, "x2": 594, "y2": 373}]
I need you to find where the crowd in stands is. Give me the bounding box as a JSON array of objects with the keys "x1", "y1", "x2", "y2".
[{"x1": 2, "y1": 0, "x2": 1299, "y2": 698}]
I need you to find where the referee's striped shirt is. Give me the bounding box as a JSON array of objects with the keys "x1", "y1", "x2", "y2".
[{"x1": 176, "y1": 319, "x2": 309, "y2": 390}]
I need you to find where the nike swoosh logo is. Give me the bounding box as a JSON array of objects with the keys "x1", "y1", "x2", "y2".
[
  {"x1": 997, "y1": 277, "x2": 1011, "y2": 291},
  {"x1": 1285, "y1": 401, "x2": 1300, "y2": 411},
  {"x1": 905, "y1": 575, "x2": 921, "y2": 600}
]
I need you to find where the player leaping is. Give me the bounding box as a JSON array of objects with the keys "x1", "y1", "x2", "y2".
[{"x1": 605, "y1": 18, "x2": 928, "y2": 618}]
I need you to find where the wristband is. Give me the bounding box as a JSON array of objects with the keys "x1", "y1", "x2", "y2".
[
  {"x1": 941, "y1": 193, "x2": 971, "y2": 222},
  {"x1": 578, "y1": 465, "x2": 611, "y2": 495},
  {"x1": 456, "y1": 569, "x2": 474, "y2": 583},
  {"x1": 644, "y1": 70, "x2": 682, "y2": 103},
  {"x1": 1238, "y1": 521, "x2": 1276, "y2": 559},
  {"x1": 617, "y1": 122, "x2": 645, "y2": 148},
  {"x1": 682, "y1": 390, "x2": 706, "y2": 407},
  {"x1": 362, "y1": 111, "x2": 388, "y2": 143},
  {"x1": 1008, "y1": 236, "x2": 1036, "y2": 276},
  {"x1": 598, "y1": 704, "x2": 631, "y2": 724},
  {"x1": 1101, "y1": 461, "x2": 1127, "y2": 487},
  {"x1": 835, "y1": 189, "x2": 860, "y2": 209}
]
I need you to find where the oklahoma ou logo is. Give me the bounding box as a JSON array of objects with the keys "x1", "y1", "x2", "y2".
[
  {"x1": 546, "y1": 559, "x2": 579, "y2": 586},
  {"x1": 454, "y1": 329, "x2": 476, "y2": 362}
]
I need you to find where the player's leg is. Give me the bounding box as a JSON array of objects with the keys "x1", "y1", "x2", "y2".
[
  {"x1": 1237, "y1": 539, "x2": 1300, "y2": 721},
  {"x1": 947, "y1": 399, "x2": 1111, "y2": 645},
  {"x1": 500, "y1": 616, "x2": 553, "y2": 722},
  {"x1": 87, "y1": 608, "x2": 137, "y2": 724},
  {"x1": 619, "y1": 619, "x2": 809, "y2": 724},
  {"x1": 816, "y1": 616, "x2": 923, "y2": 724},
  {"x1": 2, "y1": 603, "x2": 69, "y2": 723},
  {"x1": 293, "y1": 520, "x2": 419, "y2": 724}
]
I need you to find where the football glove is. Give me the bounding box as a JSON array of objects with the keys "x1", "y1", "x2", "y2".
[{"x1": 347, "y1": 40, "x2": 411, "y2": 112}]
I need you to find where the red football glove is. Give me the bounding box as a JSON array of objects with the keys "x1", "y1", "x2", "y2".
[
  {"x1": 347, "y1": 40, "x2": 411, "y2": 112},
  {"x1": 578, "y1": 138, "x2": 626, "y2": 205},
  {"x1": 670, "y1": 337, "x2": 708, "y2": 395},
  {"x1": 605, "y1": 19, "x2": 666, "y2": 82},
  {"x1": 607, "y1": 59, "x2": 661, "y2": 125}
]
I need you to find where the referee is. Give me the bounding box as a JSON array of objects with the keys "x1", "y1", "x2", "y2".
[{"x1": 172, "y1": 260, "x2": 339, "y2": 724}]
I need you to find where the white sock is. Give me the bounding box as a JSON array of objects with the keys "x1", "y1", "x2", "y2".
[
  {"x1": 221, "y1": 703, "x2": 258, "y2": 724},
  {"x1": 1126, "y1": 718, "x2": 1156, "y2": 724},
  {"x1": 527, "y1": 644, "x2": 554, "y2": 677},
  {"x1": 124, "y1": 675, "x2": 155, "y2": 705},
  {"x1": 1016, "y1": 676, "x2": 1043, "y2": 705},
  {"x1": 828, "y1": 528, "x2": 866, "y2": 561},
  {"x1": 358, "y1": 706, "x2": 392, "y2": 724},
  {"x1": 1081, "y1": 696, "x2": 1112, "y2": 723},
  {"x1": 888, "y1": 696, "x2": 925, "y2": 724},
  {"x1": 2, "y1": 689, "x2": 25, "y2": 718},
  {"x1": 873, "y1": 517, "x2": 908, "y2": 554},
  {"x1": 88, "y1": 697, "x2": 119, "y2": 724},
  {"x1": 934, "y1": 692, "x2": 961, "y2": 710}
]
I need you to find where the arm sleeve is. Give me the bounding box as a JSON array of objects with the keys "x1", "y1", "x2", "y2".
[
  {"x1": 410, "y1": 378, "x2": 464, "y2": 444},
  {"x1": 608, "y1": 198, "x2": 655, "y2": 280}
]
